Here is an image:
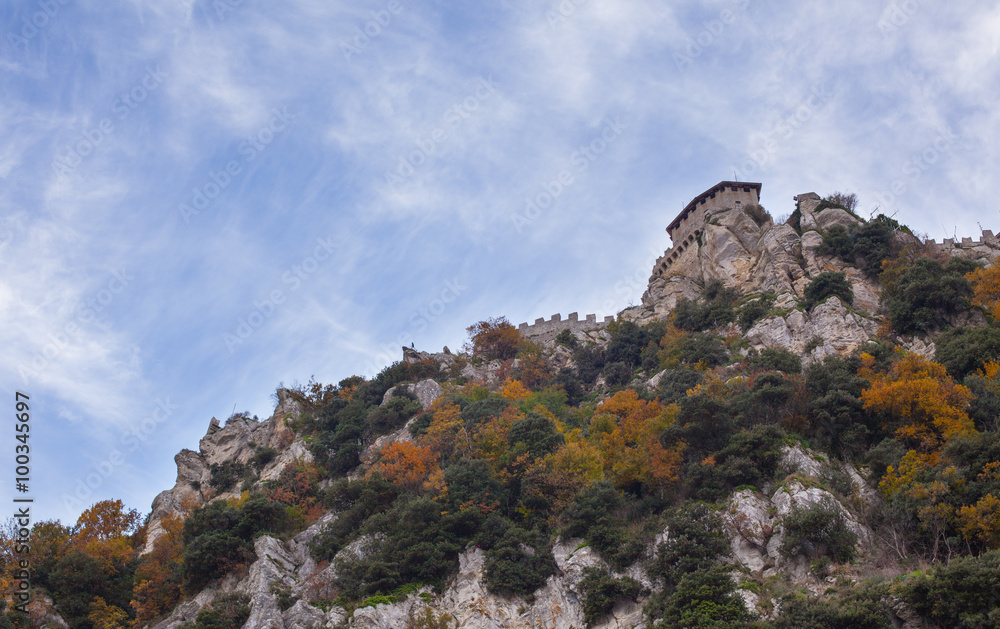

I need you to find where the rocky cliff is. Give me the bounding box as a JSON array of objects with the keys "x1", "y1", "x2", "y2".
[
  {"x1": 630, "y1": 192, "x2": 998, "y2": 361},
  {"x1": 142, "y1": 391, "x2": 310, "y2": 556},
  {"x1": 137, "y1": 189, "x2": 1000, "y2": 629},
  {"x1": 148, "y1": 421, "x2": 874, "y2": 629}
]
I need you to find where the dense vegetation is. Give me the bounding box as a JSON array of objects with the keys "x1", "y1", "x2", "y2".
[{"x1": 3, "y1": 214, "x2": 1000, "y2": 629}]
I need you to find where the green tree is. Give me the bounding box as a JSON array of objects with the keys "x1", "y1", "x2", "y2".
[
  {"x1": 802, "y1": 272, "x2": 853, "y2": 310},
  {"x1": 881, "y1": 256, "x2": 977, "y2": 335},
  {"x1": 935, "y1": 325, "x2": 1000, "y2": 380}
]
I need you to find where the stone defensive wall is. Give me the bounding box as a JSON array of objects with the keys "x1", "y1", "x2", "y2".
[
  {"x1": 517, "y1": 312, "x2": 613, "y2": 341},
  {"x1": 651, "y1": 228, "x2": 702, "y2": 279},
  {"x1": 923, "y1": 229, "x2": 997, "y2": 251}
]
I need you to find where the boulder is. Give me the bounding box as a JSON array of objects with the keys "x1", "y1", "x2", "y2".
[{"x1": 381, "y1": 379, "x2": 444, "y2": 410}]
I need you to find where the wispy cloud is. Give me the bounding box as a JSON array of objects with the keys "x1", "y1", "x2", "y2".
[{"x1": 1, "y1": 0, "x2": 997, "y2": 521}]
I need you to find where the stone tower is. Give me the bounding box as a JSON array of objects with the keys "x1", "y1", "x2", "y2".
[{"x1": 651, "y1": 181, "x2": 762, "y2": 279}]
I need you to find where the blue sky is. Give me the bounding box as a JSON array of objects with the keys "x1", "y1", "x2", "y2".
[{"x1": 2, "y1": 0, "x2": 998, "y2": 523}]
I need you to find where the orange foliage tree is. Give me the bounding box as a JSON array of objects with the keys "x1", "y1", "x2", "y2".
[
  {"x1": 375, "y1": 441, "x2": 439, "y2": 491},
  {"x1": 265, "y1": 461, "x2": 326, "y2": 524},
  {"x1": 860, "y1": 352, "x2": 975, "y2": 455},
  {"x1": 420, "y1": 400, "x2": 470, "y2": 461},
  {"x1": 465, "y1": 317, "x2": 521, "y2": 361},
  {"x1": 74, "y1": 499, "x2": 142, "y2": 574},
  {"x1": 130, "y1": 513, "x2": 184, "y2": 625},
  {"x1": 29, "y1": 520, "x2": 72, "y2": 582},
  {"x1": 590, "y1": 390, "x2": 683, "y2": 491},
  {"x1": 515, "y1": 352, "x2": 552, "y2": 391},
  {"x1": 968, "y1": 259, "x2": 1000, "y2": 321}
]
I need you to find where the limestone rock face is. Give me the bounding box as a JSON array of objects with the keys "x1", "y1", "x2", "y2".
[
  {"x1": 722, "y1": 445, "x2": 873, "y2": 583},
  {"x1": 640, "y1": 274, "x2": 702, "y2": 318},
  {"x1": 635, "y1": 193, "x2": 1000, "y2": 361},
  {"x1": 745, "y1": 297, "x2": 880, "y2": 360},
  {"x1": 360, "y1": 420, "x2": 415, "y2": 465},
  {"x1": 460, "y1": 359, "x2": 509, "y2": 389},
  {"x1": 635, "y1": 196, "x2": 885, "y2": 356},
  {"x1": 343, "y1": 543, "x2": 645, "y2": 629},
  {"x1": 27, "y1": 593, "x2": 70, "y2": 629},
  {"x1": 381, "y1": 378, "x2": 444, "y2": 410},
  {"x1": 142, "y1": 389, "x2": 310, "y2": 555}
]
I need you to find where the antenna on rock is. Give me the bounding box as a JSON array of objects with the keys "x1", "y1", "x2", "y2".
[{"x1": 734, "y1": 170, "x2": 738, "y2": 182}]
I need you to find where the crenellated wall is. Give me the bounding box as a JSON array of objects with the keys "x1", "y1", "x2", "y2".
[
  {"x1": 516, "y1": 312, "x2": 613, "y2": 341},
  {"x1": 924, "y1": 229, "x2": 998, "y2": 251},
  {"x1": 650, "y1": 228, "x2": 702, "y2": 279}
]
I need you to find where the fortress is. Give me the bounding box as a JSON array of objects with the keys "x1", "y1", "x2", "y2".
[
  {"x1": 518, "y1": 181, "x2": 761, "y2": 339},
  {"x1": 515, "y1": 180, "x2": 997, "y2": 340},
  {"x1": 516, "y1": 312, "x2": 615, "y2": 342},
  {"x1": 924, "y1": 231, "x2": 998, "y2": 252},
  {"x1": 651, "y1": 181, "x2": 762, "y2": 279}
]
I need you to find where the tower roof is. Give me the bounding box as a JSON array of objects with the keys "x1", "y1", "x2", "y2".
[{"x1": 667, "y1": 181, "x2": 762, "y2": 234}]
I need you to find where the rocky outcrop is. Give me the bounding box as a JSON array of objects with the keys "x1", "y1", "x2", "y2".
[
  {"x1": 634, "y1": 192, "x2": 999, "y2": 362},
  {"x1": 723, "y1": 445, "x2": 874, "y2": 582},
  {"x1": 142, "y1": 390, "x2": 310, "y2": 555},
  {"x1": 150, "y1": 517, "x2": 648, "y2": 629},
  {"x1": 381, "y1": 378, "x2": 444, "y2": 410},
  {"x1": 744, "y1": 297, "x2": 881, "y2": 360},
  {"x1": 26, "y1": 593, "x2": 70, "y2": 628},
  {"x1": 460, "y1": 359, "x2": 509, "y2": 389},
  {"x1": 637, "y1": 196, "x2": 878, "y2": 324}
]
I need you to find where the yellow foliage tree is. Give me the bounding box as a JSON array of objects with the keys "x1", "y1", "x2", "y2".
[
  {"x1": 591, "y1": 390, "x2": 682, "y2": 490},
  {"x1": 87, "y1": 596, "x2": 129, "y2": 629},
  {"x1": 957, "y1": 494, "x2": 1000, "y2": 549},
  {"x1": 968, "y1": 259, "x2": 1000, "y2": 321},
  {"x1": 543, "y1": 435, "x2": 604, "y2": 486},
  {"x1": 500, "y1": 379, "x2": 532, "y2": 403},
  {"x1": 860, "y1": 352, "x2": 975, "y2": 454},
  {"x1": 472, "y1": 406, "x2": 522, "y2": 464},
  {"x1": 75, "y1": 499, "x2": 142, "y2": 574},
  {"x1": 420, "y1": 400, "x2": 470, "y2": 461},
  {"x1": 657, "y1": 323, "x2": 688, "y2": 369}
]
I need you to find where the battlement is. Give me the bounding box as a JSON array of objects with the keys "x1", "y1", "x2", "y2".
[
  {"x1": 924, "y1": 229, "x2": 997, "y2": 251},
  {"x1": 517, "y1": 312, "x2": 613, "y2": 341},
  {"x1": 667, "y1": 181, "x2": 761, "y2": 244},
  {"x1": 650, "y1": 228, "x2": 702, "y2": 279}
]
